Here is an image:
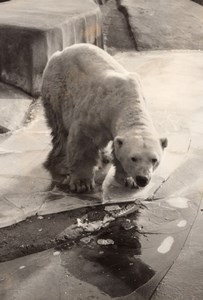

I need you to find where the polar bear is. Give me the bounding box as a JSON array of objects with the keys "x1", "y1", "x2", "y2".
[{"x1": 42, "y1": 44, "x2": 167, "y2": 193}]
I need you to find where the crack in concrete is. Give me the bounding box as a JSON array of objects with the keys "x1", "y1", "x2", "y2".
[
  {"x1": 116, "y1": 0, "x2": 138, "y2": 50},
  {"x1": 1, "y1": 195, "x2": 25, "y2": 213},
  {"x1": 186, "y1": 137, "x2": 192, "y2": 153},
  {"x1": 99, "y1": 0, "x2": 136, "y2": 51},
  {"x1": 146, "y1": 177, "x2": 170, "y2": 202}
]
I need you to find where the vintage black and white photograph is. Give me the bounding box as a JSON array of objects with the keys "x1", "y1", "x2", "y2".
[{"x1": 0, "y1": 0, "x2": 203, "y2": 299}]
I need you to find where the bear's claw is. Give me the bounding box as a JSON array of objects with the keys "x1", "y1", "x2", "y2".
[{"x1": 69, "y1": 179, "x2": 95, "y2": 193}]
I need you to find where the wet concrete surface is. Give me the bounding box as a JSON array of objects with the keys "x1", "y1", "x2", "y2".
[
  {"x1": 152, "y1": 197, "x2": 203, "y2": 300},
  {"x1": 0, "y1": 194, "x2": 200, "y2": 299}
]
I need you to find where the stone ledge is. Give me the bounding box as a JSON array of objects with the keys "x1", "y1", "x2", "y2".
[
  {"x1": 119, "y1": 0, "x2": 203, "y2": 51},
  {"x1": 0, "y1": 0, "x2": 103, "y2": 97}
]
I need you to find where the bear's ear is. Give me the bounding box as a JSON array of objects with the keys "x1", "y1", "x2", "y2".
[
  {"x1": 114, "y1": 136, "x2": 124, "y2": 148},
  {"x1": 160, "y1": 138, "x2": 168, "y2": 149}
]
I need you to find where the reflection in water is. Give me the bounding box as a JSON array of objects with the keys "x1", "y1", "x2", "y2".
[
  {"x1": 62, "y1": 247, "x2": 155, "y2": 297},
  {"x1": 157, "y1": 236, "x2": 174, "y2": 254},
  {"x1": 60, "y1": 208, "x2": 155, "y2": 297}
]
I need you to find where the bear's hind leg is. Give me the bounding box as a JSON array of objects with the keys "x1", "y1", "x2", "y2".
[
  {"x1": 43, "y1": 100, "x2": 69, "y2": 183},
  {"x1": 67, "y1": 130, "x2": 99, "y2": 193},
  {"x1": 44, "y1": 148, "x2": 68, "y2": 183}
]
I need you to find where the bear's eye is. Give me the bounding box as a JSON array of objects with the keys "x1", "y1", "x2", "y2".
[
  {"x1": 131, "y1": 157, "x2": 138, "y2": 162},
  {"x1": 152, "y1": 158, "x2": 158, "y2": 164}
]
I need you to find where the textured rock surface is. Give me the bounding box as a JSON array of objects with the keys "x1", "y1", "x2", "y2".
[
  {"x1": 99, "y1": 0, "x2": 136, "y2": 53},
  {"x1": 118, "y1": 0, "x2": 203, "y2": 50},
  {"x1": 0, "y1": 0, "x2": 103, "y2": 96}
]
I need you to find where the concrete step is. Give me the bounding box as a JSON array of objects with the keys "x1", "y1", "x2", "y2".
[{"x1": 0, "y1": 0, "x2": 103, "y2": 96}]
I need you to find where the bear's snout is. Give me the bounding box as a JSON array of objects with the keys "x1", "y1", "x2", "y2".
[{"x1": 136, "y1": 175, "x2": 149, "y2": 187}]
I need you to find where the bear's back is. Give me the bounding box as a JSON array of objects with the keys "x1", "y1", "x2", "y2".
[{"x1": 52, "y1": 44, "x2": 128, "y2": 79}]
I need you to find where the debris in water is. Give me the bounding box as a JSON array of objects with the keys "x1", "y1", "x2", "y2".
[
  {"x1": 58, "y1": 225, "x2": 83, "y2": 241},
  {"x1": 104, "y1": 205, "x2": 121, "y2": 212},
  {"x1": 97, "y1": 239, "x2": 115, "y2": 245},
  {"x1": 111, "y1": 203, "x2": 140, "y2": 218},
  {"x1": 80, "y1": 236, "x2": 93, "y2": 244},
  {"x1": 53, "y1": 251, "x2": 60, "y2": 256},
  {"x1": 76, "y1": 215, "x2": 115, "y2": 233},
  {"x1": 122, "y1": 219, "x2": 135, "y2": 230}
]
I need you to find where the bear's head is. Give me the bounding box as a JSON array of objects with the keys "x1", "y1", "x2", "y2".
[{"x1": 113, "y1": 134, "x2": 167, "y2": 188}]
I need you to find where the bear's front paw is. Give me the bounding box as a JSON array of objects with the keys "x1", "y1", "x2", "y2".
[
  {"x1": 115, "y1": 169, "x2": 138, "y2": 189},
  {"x1": 69, "y1": 177, "x2": 95, "y2": 193},
  {"x1": 124, "y1": 177, "x2": 138, "y2": 189}
]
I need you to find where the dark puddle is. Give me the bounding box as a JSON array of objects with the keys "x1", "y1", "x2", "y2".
[{"x1": 62, "y1": 247, "x2": 155, "y2": 298}]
